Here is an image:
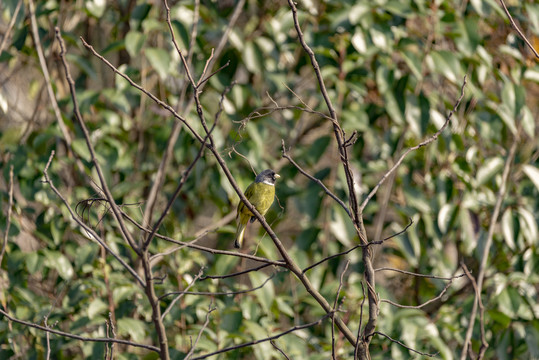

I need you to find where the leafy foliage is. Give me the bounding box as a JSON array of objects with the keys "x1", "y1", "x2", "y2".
[{"x1": 1, "y1": 0, "x2": 538, "y2": 359}]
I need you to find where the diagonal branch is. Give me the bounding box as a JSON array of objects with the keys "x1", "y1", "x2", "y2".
[
  {"x1": 360, "y1": 76, "x2": 467, "y2": 213},
  {"x1": 498, "y1": 0, "x2": 539, "y2": 59},
  {"x1": 55, "y1": 28, "x2": 139, "y2": 255},
  {"x1": 190, "y1": 314, "x2": 331, "y2": 360},
  {"x1": 282, "y1": 140, "x2": 350, "y2": 217},
  {"x1": 43, "y1": 152, "x2": 145, "y2": 286}
]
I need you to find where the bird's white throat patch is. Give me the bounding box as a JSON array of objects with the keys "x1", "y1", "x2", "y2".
[{"x1": 262, "y1": 180, "x2": 275, "y2": 186}]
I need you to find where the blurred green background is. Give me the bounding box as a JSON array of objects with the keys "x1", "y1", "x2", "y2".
[{"x1": 1, "y1": 0, "x2": 538, "y2": 359}]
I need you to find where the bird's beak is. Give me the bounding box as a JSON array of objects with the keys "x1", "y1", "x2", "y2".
[{"x1": 275, "y1": 173, "x2": 280, "y2": 178}]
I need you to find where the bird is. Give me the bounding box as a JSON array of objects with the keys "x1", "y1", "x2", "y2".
[{"x1": 234, "y1": 169, "x2": 280, "y2": 248}]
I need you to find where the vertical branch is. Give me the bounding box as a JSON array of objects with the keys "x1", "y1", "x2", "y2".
[
  {"x1": 286, "y1": 2, "x2": 375, "y2": 357},
  {"x1": 460, "y1": 138, "x2": 517, "y2": 360}
]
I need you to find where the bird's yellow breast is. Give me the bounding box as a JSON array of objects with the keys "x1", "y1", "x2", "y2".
[{"x1": 237, "y1": 182, "x2": 275, "y2": 221}]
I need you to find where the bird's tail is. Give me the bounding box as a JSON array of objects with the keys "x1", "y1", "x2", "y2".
[{"x1": 234, "y1": 224, "x2": 246, "y2": 249}]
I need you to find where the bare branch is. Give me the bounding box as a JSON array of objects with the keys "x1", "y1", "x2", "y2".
[
  {"x1": 373, "y1": 331, "x2": 438, "y2": 357},
  {"x1": 498, "y1": 0, "x2": 539, "y2": 58},
  {"x1": 190, "y1": 314, "x2": 331, "y2": 360},
  {"x1": 0, "y1": 308, "x2": 159, "y2": 352},
  {"x1": 360, "y1": 76, "x2": 467, "y2": 213},
  {"x1": 303, "y1": 219, "x2": 413, "y2": 274},
  {"x1": 80, "y1": 37, "x2": 206, "y2": 145},
  {"x1": 460, "y1": 138, "x2": 517, "y2": 360},
  {"x1": 149, "y1": 211, "x2": 236, "y2": 266},
  {"x1": 282, "y1": 140, "x2": 351, "y2": 217},
  {"x1": 332, "y1": 260, "x2": 350, "y2": 359},
  {"x1": 159, "y1": 272, "x2": 277, "y2": 300},
  {"x1": 161, "y1": 268, "x2": 205, "y2": 321},
  {"x1": 374, "y1": 267, "x2": 466, "y2": 281},
  {"x1": 461, "y1": 263, "x2": 489, "y2": 359},
  {"x1": 185, "y1": 302, "x2": 216, "y2": 360},
  {"x1": 200, "y1": 263, "x2": 274, "y2": 280},
  {"x1": 380, "y1": 278, "x2": 455, "y2": 309},
  {"x1": 0, "y1": 0, "x2": 22, "y2": 54},
  {"x1": 354, "y1": 282, "x2": 367, "y2": 360},
  {"x1": 143, "y1": 113, "x2": 215, "y2": 250},
  {"x1": 270, "y1": 340, "x2": 291, "y2": 360},
  {"x1": 29, "y1": 0, "x2": 72, "y2": 146}
]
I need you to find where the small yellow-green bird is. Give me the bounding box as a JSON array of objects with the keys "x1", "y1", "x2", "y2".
[{"x1": 235, "y1": 169, "x2": 280, "y2": 248}]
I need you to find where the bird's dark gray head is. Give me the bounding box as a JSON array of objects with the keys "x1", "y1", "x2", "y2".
[{"x1": 255, "y1": 169, "x2": 280, "y2": 185}]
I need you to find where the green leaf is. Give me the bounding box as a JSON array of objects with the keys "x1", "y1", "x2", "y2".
[
  {"x1": 428, "y1": 50, "x2": 462, "y2": 84},
  {"x1": 144, "y1": 48, "x2": 170, "y2": 80},
  {"x1": 85, "y1": 0, "x2": 106, "y2": 18},
  {"x1": 244, "y1": 41, "x2": 263, "y2": 74},
  {"x1": 517, "y1": 207, "x2": 538, "y2": 246},
  {"x1": 475, "y1": 157, "x2": 503, "y2": 187},
  {"x1": 87, "y1": 298, "x2": 108, "y2": 319},
  {"x1": 521, "y1": 106, "x2": 535, "y2": 138},
  {"x1": 522, "y1": 164, "x2": 539, "y2": 192},
  {"x1": 125, "y1": 31, "x2": 147, "y2": 58},
  {"x1": 117, "y1": 318, "x2": 147, "y2": 342},
  {"x1": 501, "y1": 208, "x2": 515, "y2": 251},
  {"x1": 221, "y1": 309, "x2": 242, "y2": 333},
  {"x1": 44, "y1": 251, "x2": 74, "y2": 280},
  {"x1": 437, "y1": 203, "x2": 454, "y2": 234},
  {"x1": 248, "y1": 271, "x2": 274, "y2": 315},
  {"x1": 72, "y1": 138, "x2": 91, "y2": 162}
]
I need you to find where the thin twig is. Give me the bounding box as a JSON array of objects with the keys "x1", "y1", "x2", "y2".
[
  {"x1": 200, "y1": 263, "x2": 274, "y2": 280},
  {"x1": 80, "y1": 36, "x2": 205, "y2": 145},
  {"x1": 44, "y1": 317, "x2": 52, "y2": 360},
  {"x1": 270, "y1": 340, "x2": 292, "y2": 360},
  {"x1": 29, "y1": 0, "x2": 72, "y2": 146},
  {"x1": 139, "y1": 223, "x2": 286, "y2": 266},
  {"x1": 282, "y1": 140, "x2": 350, "y2": 217},
  {"x1": 190, "y1": 314, "x2": 331, "y2": 360},
  {"x1": 332, "y1": 260, "x2": 350, "y2": 359},
  {"x1": 159, "y1": 272, "x2": 276, "y2": 300},
  {"x1": 0, "y1": 308, "x2": 159, "y2": 352},
  {"x1": 143, "y1": 115, "x2": 215, "y2": 250},
  {"x1": 460, "y1": 138, "x2": 517, "y2": 359},
  {"x1": 360, "y1": 76, "x2": 467, "y2": 213},
  {"x1": 374, "y1": 267, "x2": 466, "y2": 281},
  {"x1": 161, "y1": 268, "x2": 204, "y2": 321},
  {"x1": 498, "y1": 0, "x2": 539, "y2": 59},
  {"x1": 0, "y1": 0, "x2": 22, "y2": 54},
  {"x1": 373, "y1": 331, "x2": 438, "y2": 357},
  {"x1": 354, "y1": 282, "x2": 367, "y2": 360},
  {"x1": 149, "y1": 211, "x2": 236, "y2": 266},
  {"x1": 185, "y1": 302, "x2": 216, "y2": 360},
  {"x1": 303, "y1": 219, "x2": 413, "y2": 274},
  {"x1": 380, "y1": 279, "x2": 455, "y2": 309},
  {"x1": 0, "y1": 165, "x2": 13, "y2": 266},
  {"x1": 461, "y1": 263, "x2": 488, "y2": 359}
]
